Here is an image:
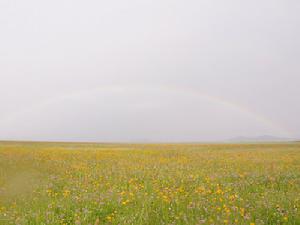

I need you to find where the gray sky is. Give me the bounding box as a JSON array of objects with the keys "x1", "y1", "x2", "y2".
[{"x1": 0, "y1": 0, "x2": 299, "y2": 142}]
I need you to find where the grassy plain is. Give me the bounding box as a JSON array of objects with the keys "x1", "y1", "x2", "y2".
[{"x1": 0, "y1": 142, "x2": 299, "y2": 225}]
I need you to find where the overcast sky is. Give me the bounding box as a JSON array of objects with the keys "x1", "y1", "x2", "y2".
[{"x1": 0, "y1": 0, "x2": 299, "y2": 142}]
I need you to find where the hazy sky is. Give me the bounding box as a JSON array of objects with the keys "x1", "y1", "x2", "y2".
[{"x1": 0, "y1": 0, "x2": 299, "y2": 142}]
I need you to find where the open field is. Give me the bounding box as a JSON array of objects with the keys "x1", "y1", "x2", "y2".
[{"x1": 0, "y1": 142, "x2": 299, "y2": 225}]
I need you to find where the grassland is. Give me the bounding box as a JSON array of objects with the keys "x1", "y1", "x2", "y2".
[{"x1": 0, "y1": 142, "x2": 299, "y2": 225}]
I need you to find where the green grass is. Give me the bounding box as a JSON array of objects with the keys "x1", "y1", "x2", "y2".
[{"x1": 0, "y1": 142, "x2": 299, "y2": 224}]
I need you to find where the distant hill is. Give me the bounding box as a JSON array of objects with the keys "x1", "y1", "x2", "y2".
[{"x1": 228, "y1": 135, "x2": 295, "y2": 143}]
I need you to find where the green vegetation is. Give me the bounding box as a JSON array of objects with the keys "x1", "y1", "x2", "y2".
[{"x1": 0, "y1": 142, "x2": 299, "y2": 224}]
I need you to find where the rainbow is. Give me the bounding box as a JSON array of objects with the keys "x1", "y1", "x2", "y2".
[{"x1": 0, "y1": 84, "x2": 294, "y2": 138}]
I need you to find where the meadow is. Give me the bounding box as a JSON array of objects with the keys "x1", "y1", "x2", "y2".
[{"x1": 0, "y1": 142, "x2": 299, "y2": 225}]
